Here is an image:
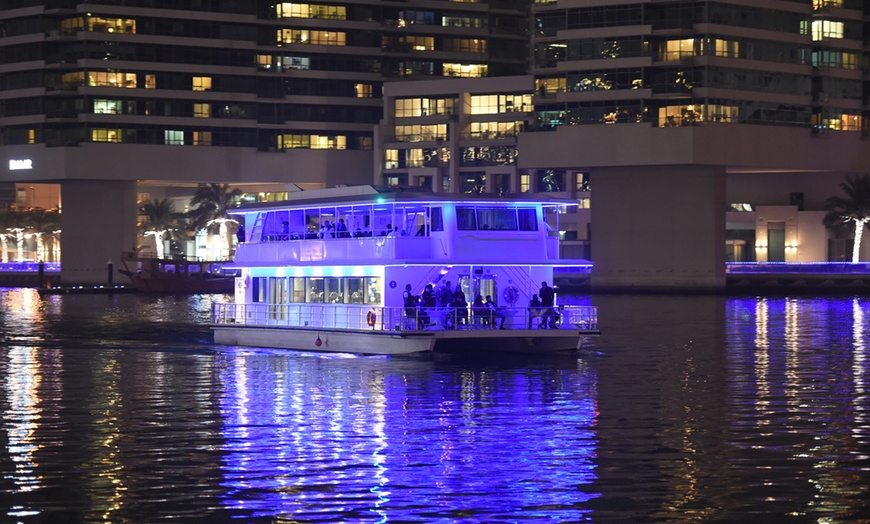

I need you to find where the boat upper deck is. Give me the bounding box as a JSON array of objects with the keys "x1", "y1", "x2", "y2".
[{"x1": 231, "y1": 187, "x2": 577, "y2": 267}]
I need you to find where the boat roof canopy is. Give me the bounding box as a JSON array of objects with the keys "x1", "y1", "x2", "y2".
[{"x1": 230, "y1": 185, "x2": 579, "y2": 215}]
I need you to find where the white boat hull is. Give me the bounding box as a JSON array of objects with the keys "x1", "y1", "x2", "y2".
[
  {"x1": 212, "y1": 324, "x2": 594, "y2": 355},
  {"x1": 213, "y1": 325, "x2": 436, "y2": 355}
]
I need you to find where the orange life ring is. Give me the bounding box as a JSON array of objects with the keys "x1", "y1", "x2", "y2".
[{"x1": 366, "y1": 310, "x2": 377, "y2": 327}]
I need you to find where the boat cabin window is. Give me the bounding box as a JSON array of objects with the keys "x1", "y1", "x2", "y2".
[
  {"x1": 430, "y1": 207, "x2": 443, "y2": 231},
  {"x1": 457, "y1": 207, "x2": 477, "y2": 230},
  {"x1": 254, "y1": 276, "x2": 382, "y2": 305},
  {"x1": 456, "y1": 206, "x2": 538, "y2": 231}
]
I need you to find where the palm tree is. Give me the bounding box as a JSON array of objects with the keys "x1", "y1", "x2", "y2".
[
  {"x1": 141, "y1": 198, "x2": 186, "y2": 259},
  {"x1": 188, "y1": 183, "x2": 242, "y2": 260},
  {"x1": 824, "y1": 174, "x2": 870, "y2": 263},
  {"x1": 24, "y1": 208, "x2": 60, "y2": 262},
  {"x1": 4, "y1": 210, "x2": 30, "y2": 262},
  {"x1": 0, "y1": 210, "x2": 10, "y2": 263}
]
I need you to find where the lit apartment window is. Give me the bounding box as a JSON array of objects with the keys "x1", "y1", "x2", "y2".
[
  {"x1": 88, "y1": 72, "x2": 136, "y2": 88},
  {"x1": 814, "y1": 113, "x2": 861, "y2": 131},
  {"x1": 444, "y1": 38, "x2": 487, "y2": 53},
  {"x1": 258, "y1": 54, "x2": 273, "y2": 70},
  {"x1": 385, "y1": 149, "x2": 399, "y2": 169},
  {"x1": 28, "y1": 129, "x2": 35, "y2": 145},
  {"x1": 276, "y1": 3, "x2": 346, "y2": 20},
  {"x1": 442, "y1": 16, "x2": 485, "y2": 28},
  {"x1": 812, "y1": 20, "x2": 844, "y2": 40},
  {"x1": 520, "y1": 174, "x2": 530, "y2": 193},
  {"x1": 662, "y1": 39, "x2": 696, "y2": 61},
  {"x1": 94, "y1": 99, "x2": 122, "y2": 114},
  {"x1": 277, "y1": 29, "x2": 346, "y2": 46},
  {"x1": 711, "y1": 38, "x2": 739, "y2": 58},
  {"x1": 469, "y1": 121, "x2": 523, "y2": 139},
  {"x1": 395, "y1": 124, "x2": 447, "y2": 142},
  {"x1": 280, "y1": 56, "x2": 310, "y2": 70},
  {"x1": 194, "y1": 104, "x2": 211, "y2": 118},
  {"x1": 164, "y1": 130, "x2": 184, "y2": 145},
  {"x1": 813, "y1": 0, "x2": 843, "y2": 8},
  {"x1": 443, "y1": 63, "x2": 487, "y2": 77},
  {"x1": 310, "y1": 135, "x2": 346, "y2": 149},
  {"x1": 406, "y1": 36, "x2": 435, "y2": 51},
  {"x1": 193, "y1": 131, "x2": 212, "y2": 146},
  {"x1": 659, "y1": 105, "x2": 703, "y2": 127},
  {"x1": 279, "y1": 134, "x2": 346, "y2": 149},
  {"x1": 193, "y1": 76, "x2": 212, "y2": 91},
  {"x1": 87, "y1": 16, "x2": 136, "y2": 34},
  {"x1": 355, "y1": 83, "x2": 372, "y2": 98},
  {"x1": 407, "y1": 149, "x2": 425, "y2": 168},
  {"x1": 535, "y1": 78, "x2": 566, "y2": 96},
  {"x1": 470, "y1": 95, "x2": 531, "y2": 115},
  {"x1": 61, "y1": 17, "x2": 85, "y2": 33},
  {"x1": 145, "y1": 75, "x2": 156, "y2": 89},
  {"x1": 92, "y1": 129, "x2": 122, "y2": 142}
]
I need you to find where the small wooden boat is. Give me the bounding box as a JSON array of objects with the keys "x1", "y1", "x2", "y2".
[{"x1": 119, "y1": 252, "x2": 236, "y2": 294}]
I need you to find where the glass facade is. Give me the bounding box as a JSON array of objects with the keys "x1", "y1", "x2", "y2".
[
  {"x1": 530, "y1": 0, "x2": 866, "y2": 134},
  {"x1": 0, "y1": 0, "x2": 526, "y2": 150}
]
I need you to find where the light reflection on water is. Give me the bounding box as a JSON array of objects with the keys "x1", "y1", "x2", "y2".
[{"x1": 0, "y1": 289, "x2": 869, "y2": 522}]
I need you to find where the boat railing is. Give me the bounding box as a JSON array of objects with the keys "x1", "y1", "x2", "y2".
[{"x1": 211, "y1": 303, "x2": 598, "y2": 333}]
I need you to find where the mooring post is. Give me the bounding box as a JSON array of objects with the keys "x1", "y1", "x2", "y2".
[{"x1": 107, "y1": 259, "x2": 114, "y2": 286}]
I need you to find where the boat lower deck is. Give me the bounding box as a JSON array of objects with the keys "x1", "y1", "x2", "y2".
[{"x1": 211, "y1": 303, "x2": 599, "y2": 355}]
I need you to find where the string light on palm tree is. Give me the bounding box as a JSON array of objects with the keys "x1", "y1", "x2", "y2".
[
  {"x1": 140, "y1": 198, "x2": 185, "y2": 259},
  {"x1": 8, "y1": 227, "x2": 26, "y2": 262},
  {"x1": 188, "y1": 183, "x2": 242, "y2": 261},
  {"x1": 824, "y1": 174, "x2": 870, "y2": 263},
  {"x1": 24, "y1": 232, "x2": 42, "y2": 261},
  {"x1": 0, "y1": 233, "x2": 9, "y2": 263},
  {"x1": 143, "y1": 228, "x2": 178, "y2": 259},
  {"x1": 205, "y1": 217, "x2": 238, "y2": 260}
]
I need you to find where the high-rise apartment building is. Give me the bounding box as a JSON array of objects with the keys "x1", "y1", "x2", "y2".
[
  {"x1": 518, "y1": 0, "x2": 870, "y2": 290},
  {"x1": 2, "y1": 0, "x2": 870, "y2": 289},
  {"x1": 0, "y1": 0, "x2": 528, "y2": 282}
]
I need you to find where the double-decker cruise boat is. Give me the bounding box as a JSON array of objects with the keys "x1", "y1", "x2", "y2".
[{"x1": 210, "y1": 186, "x2": 599, "y2": 355}]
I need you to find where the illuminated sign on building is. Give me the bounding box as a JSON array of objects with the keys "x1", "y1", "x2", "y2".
[{"x1": 9, "y1": 159, "x2": 33, "y2": 171}]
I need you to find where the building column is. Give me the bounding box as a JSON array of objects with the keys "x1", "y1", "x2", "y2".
[
  {"x1": 590, "y1": 165, "x2": 725, "y2": 292},
  {"x1": 61, "y1": 180, "x2": 137, "y2": 286}
]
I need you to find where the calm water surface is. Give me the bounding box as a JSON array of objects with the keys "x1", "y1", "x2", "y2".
[{"x1": 0, "y1": 289, "x2": 869, "y2": 523}]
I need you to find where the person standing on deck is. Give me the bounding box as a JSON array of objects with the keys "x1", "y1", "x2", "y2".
[
  {"x1": 437, "y1": 280, "x2": 452, "y2": 307},
  {"x1": 539, "y1": 281, "x2": 556, "y2": 328}
]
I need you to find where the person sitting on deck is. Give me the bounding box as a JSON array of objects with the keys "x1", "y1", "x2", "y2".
[
  {"x1": 471, "y1": 295, "x2": 489, "y2": 326},
  {"x1": 528, "y1": 293, "x2": 543, "y2": 329},
  {"x1": 449, "y1": 286, "x2": 468, "y2": 328}
]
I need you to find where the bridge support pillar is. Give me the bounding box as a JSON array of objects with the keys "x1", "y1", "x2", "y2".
[
  {"x1": 590, "y1": 165, "x2": 725, "y2": 292},
  {"x1": 60, "y1": 180, "x2": 137, "y2": 286}
]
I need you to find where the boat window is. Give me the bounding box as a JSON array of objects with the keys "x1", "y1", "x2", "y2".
[
  {"x1": 456, "y1": 206, "x2": 477, "y2": 230},
  {"x1": 518, "y1": 208, "x2": 537, "y2": 231},
  {"x1": 477, "y1": 207, "x2": 518, "y2": 230},
  {"x1": 290, "y1": 277, "x2": 305, "y2": 302},
  {"x1": 278, "y1": 276, "x2": 382, "y2": 304},
  {"x1": 325, "y1": 278, "x2": 342, "y2": 303},
  {"x1": 252, "y1": 277, "x2": 264, "y2": 302},
  {"x1": 307, "y1": 277, "x2": 324, "y2": 302},
  {"x1": 430, "y1": 207, "x2": 443, "y2": 231},
  {"x1": 268, "y1": 277, "x2": 288, "y2": 319}
]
